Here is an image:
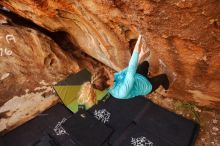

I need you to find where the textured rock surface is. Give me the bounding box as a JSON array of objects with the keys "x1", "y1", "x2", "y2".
[
  {"x1": 0, "y1": 0, "x2": 219, "y2": 108},
  {"x1": 0, "y1": 15, "x2": 80, "y2": 133},
  {"x1": 0, "y1": 25, "x2": 79, "y2": 106}
]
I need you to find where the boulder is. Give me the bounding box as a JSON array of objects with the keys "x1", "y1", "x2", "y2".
[
  {"x1": 0, "y1": 0, "x2": 219, "y2": 108},
  {"x1": 0, "y1": 14, "x2": 79, "y2": 133}
]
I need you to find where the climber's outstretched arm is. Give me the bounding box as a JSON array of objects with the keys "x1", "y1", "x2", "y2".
[{"x1": 117, "y1": 35, "x2": 142, "y2": 98}]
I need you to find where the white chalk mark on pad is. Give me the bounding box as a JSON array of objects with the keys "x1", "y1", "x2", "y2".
[
  {"x1": 131, "y1": 136, "x2": 153, "y2": 146},
  {"x1": 94, "y1": 109, "x2": 111, "y2": 124},
  {"x1": 53, "y1": 118, "x2": 68, "y2": 136}
]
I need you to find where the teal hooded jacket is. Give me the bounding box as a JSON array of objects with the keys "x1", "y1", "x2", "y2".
[{"x1": 108, "y1": 51, "x2": 152, "y2": 99}]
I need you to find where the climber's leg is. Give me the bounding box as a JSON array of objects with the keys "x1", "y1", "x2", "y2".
[
  {"x1": 149, "y1": 74, "x2": 169, "y2": 92},
  {"x1": 136, "y1": 61, "x2": 149, "y2": 78}
]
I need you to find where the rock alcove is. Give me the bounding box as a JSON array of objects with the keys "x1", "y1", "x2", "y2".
[{"x1": 0, "y1": 0, "x2": 219, "y2": 140}]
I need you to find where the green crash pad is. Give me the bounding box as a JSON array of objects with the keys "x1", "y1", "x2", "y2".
[{"x1": 53, "y1": 69, "x2": 108, "y2": 113}]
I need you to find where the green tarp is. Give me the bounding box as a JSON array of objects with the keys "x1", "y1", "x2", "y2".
[{"x1": 53, "y1": 69, "x2": 107, "y2": 113}]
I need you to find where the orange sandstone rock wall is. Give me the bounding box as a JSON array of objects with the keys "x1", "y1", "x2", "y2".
[
  {"x1": 0, "y1": 14, "x2": 79, "y2": 106},
  {"x1": 0, "y1": 0, "x2": 219, "y2": 108},
  {"x1": 0, "y1": 13, "x2": 81, "y2": 133}
]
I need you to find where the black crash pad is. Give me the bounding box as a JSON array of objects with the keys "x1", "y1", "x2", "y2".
[
  {"x1": 33, "y1": 131, "x2": 79, "y2": 146},
  {"x1": 88, "y1": 96, "x2": 199, "y2": 146},
  {"x1": 1, "y1": 100, "x2": 199, "y2": 146},
  {"x1": 32, "y1": 133, "x2": 58, "y2": 146},
  {"x1": 113, "y1": 123, "x2": 172, "y2": 146},
  {"x1": 89, "y1": 96, "x2": 148, "y2": 129},
  {"x1": 134, "y1": 102, "x2": 199, "y2": 146},
  {"x1": 88, "y1": 96, "x2": 149, "y2": 144},
  {"x1": 0, "y1": 137, "x2": 5, "y2": 146},
  {"x1": 63, "y1": 112, "x2": 113, "y2": 146},
  {"x1": 2, "y1": 103, "x2": 73, "y2": 146}
]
